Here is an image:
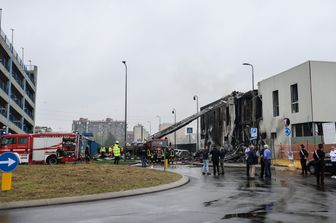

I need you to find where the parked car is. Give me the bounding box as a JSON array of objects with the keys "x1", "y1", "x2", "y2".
[
  {"x1": 307, "y1": 153, "x2": 336, "y2": 174},
  {"x1": 175, "y1": 149, "x2": 192, "y2": 161}
]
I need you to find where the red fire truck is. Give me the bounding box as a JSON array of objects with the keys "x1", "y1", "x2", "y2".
[{"x1": 0, "y1": 133, "x2": 81, "y2": 164}]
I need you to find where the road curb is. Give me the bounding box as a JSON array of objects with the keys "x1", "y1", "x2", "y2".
[{"x1": 0, "y1": 174, "x2": 189, "y2": 210}]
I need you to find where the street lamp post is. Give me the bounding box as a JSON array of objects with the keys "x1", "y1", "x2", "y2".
[
  {"x1": 0, "y1": 8, "x2": 2, "y2": 34},
  {"x1": 122, "y1": 61, "x2": 127, "y2": 161},
  {"x1": 20, "y1": 47, "x2": 24, "y2": 65},
  {"x1": 156, "y1": 115, "x2": 161, "y2": 131},
  {"x1": 147, "y1": 121, "x2": 151, "y2": 135},
  {"x1": 6, "y1": 28, "x2": 14, "y2": 133},
  {"x1": 193, "y1": 95, "x2": 199, "y2": 151},
  {"x1": 243, "y1": 62, "x2": 256, "y2": 140},
  {"x1": 172, "y1": 108, "x2": 176, "y2": 149},
  {"x1": 242, "y1": 63, "x2": 255, "y2": 91}
]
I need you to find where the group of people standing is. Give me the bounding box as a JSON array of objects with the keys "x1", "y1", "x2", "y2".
[
  {"x1": 299, "y1": 143, "x2": 336, "y2": 185},
  {"x1": 201, "y1": 145, "x2": 226, "y2": 176},
  {"x1": 98, "y1": 141, "x2": 121, "y2": 164},
  {"x1": 200, "y1": 143, "x2": 272, "y2": 179},
  {"x1": 245, "y1": 144, "x2": 272, "y2": 180},
  {"x1": 139, "y1": 146, "x2": 175, "y2": 168}
]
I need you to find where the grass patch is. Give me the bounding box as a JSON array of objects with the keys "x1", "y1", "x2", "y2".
[{"x1": 0, "y1": 164, "x2": 181, "y2": 203}]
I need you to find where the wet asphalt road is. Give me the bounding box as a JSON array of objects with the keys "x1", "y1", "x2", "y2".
[{"x1": 1, "y1": 166, "x2": 336, "y2": 223}]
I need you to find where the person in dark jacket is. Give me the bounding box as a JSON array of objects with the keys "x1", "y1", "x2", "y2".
[
  {"x1": 219, "y1": 147, "x2": 226, "y2": 175},
  {"x1": 85, "y1": 145, "x2": 91, "y2": 163},
  {"x1": 299, "y1": 144, "x2": 309, "y2": 175},
  {"x1": 139, "y1": 146, "x2": 147, "y2": 168},
  {"x1": 259, "y1": 145, "x2": 265, "y2": 179},
  {"x1": 247, "y1": 144, "x2": 258, "y2": 179},
  {"x1": 211, "y1": 145, "x2": 220, "y2": 176},
  {"x1": 313, "y1": 144, "x2": 325, "y2": 185}
]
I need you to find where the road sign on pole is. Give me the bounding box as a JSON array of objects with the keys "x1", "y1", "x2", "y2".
[
  {"x1": 284, "y1": 127, "x2": 291, "y2": 137},
  {"x1": 0, "y1": 152, "x2": 19, "y2": 172},
  {"x1": 250, "y1": 128, "x2": 257, "y2": 140}
]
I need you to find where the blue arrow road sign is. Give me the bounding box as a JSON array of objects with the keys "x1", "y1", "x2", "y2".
[
  {"x1": 0, "y1": 152, "x2": 19, "y2": 172},
  {"x1": 284, "y1": 127, "x2": 291, "y2": 137}
]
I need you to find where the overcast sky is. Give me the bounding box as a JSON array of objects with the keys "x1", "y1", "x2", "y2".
[{"x1": 1, "y1": 0, "x2": 336, "y2": 133}]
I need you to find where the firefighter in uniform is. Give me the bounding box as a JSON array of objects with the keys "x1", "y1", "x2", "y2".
[
  {"x1": 169, "y1": 147, "x2": 175, "y2": 165},
  {"x1": 147, "y1": 148, "x2": 152, "y2": 165},
  {"x1": 113, "y1": 141, "x2": 121, "y2": 165}
]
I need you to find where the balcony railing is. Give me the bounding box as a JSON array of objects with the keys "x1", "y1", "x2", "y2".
[
  {"x1": 24, "y1": 108, "x2": 34, "y2": 119},
  {"x1": 0, "y1": 107, "x2": 7, "y2": 118},
  {"x1": 1, "y1": 29, "x2": 36, "y2": 87},
  {"x1": 11, "y1": 94, "x2": 23, "y2": 109}
]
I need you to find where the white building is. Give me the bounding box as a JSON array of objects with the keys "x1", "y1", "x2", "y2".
[
  {"x1": 258, "y1": 61, "x2": 336, "y2": 158},
  {"x1": 159, "y1": 123, "x2": 195, "y2": 145},
  {"x1": 133, "y1": 124, "x2": 149, "y2": 142}
]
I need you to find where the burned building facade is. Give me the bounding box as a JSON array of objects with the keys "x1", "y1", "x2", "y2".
[
  {"x1": 201, "y1": 61, "x2": 336, "y2": 159},
  {"x1": 200, "y1": 90, "x2": 262, "y2": 148}
]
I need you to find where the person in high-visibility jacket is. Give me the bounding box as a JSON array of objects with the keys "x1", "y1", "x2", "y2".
[
  {"x1": 108, "y1": 146, "x2": 113, "y2": 157},
  {"x1": 99, "y1": 146, "x2": 106, "y2": 158},
  {"x1": 113, "y1": 141, "x2": 121, "y2": 165}
]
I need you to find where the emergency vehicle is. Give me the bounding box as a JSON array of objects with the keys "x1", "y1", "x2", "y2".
[{"x1": 0, "y1": 133, "x2": 81, "y2": 164}]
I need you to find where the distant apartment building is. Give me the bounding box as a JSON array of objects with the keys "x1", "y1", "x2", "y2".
[
  {"x1": 133, "y1": 124, "x2": 149, "y2": 142},
  {"x1": 34, "y1": 126, "x2": 52, "y2": 133},
  {"x1": 72, "y1": 118, "x2": 125, "y2": 145},
  {"x1": 0, "y1": 29, "x2": 37, "y2": 133},
  {"x1": 159, "y1": 123, "x2": 194, "y2": 145}
]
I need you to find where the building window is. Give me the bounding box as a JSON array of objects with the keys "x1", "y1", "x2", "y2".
[
  {"x1": 18, "y1": 137, "x2": 28, "y2": 144},
  {"x1": 293, "y1": 123, "x2": 312, "y2": 137},
  {"x1": 290, "y1": 84, "x2": 299, "y2": 113},
  {"x1": 272, "y1": 90, "x2": 279, "y2": 117}
]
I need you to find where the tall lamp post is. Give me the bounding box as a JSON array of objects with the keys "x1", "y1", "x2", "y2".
[
  {"x1": 193, "y1": 95, "x2": 199, "y2": 151},
  {"x1": 20, "y1": 47, "x2": 24, "y2": 65},
  {"x1": 147, "y1": 121, "x2": 151, "y2": 135},
  {"x1": 6, "y1": 28, "x2": 14, "y2": 133},
  {"x1": 243, "y1": 62, "x2": 256, "y2": 140},
  {"x1": 172, "y1": 108, "x2": 176, "y2": 149},
  {"x1": 242, "y1": 63, "x2": 254, "y2": 91},
  {"x1": 0, "y1": 8, "x2": 2, "y2": 34},
  {"x1": 122, "y1": 61, "x2": 127, "y2": 161},
  {"x1": 156, "y1": 115, "x2": 161, "y2": 131}
]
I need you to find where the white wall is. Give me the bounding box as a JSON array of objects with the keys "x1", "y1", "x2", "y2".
[
  {"x1": 258, "y1": 61, "x2": 312, "y2": 156},
  {"x1": 310, "y1": 61, "x2": 336, "y2": 122},
  {"x1": 259, "y1": 61, "x2": 336, "y2": 157}
]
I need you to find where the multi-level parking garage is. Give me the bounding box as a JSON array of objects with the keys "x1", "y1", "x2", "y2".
[{"x1": 0, "y1": 29, "x2": 37, "y2": 133}]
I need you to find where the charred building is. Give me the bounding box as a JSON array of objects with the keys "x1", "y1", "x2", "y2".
[{"x1": 200, "y1": 90, "x2": 262, "y2": 148}]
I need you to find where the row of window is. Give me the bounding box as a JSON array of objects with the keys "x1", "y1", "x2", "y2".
[
  {"x1": 272, "y1": 83, "x2": 299, "y2": 117},
  {"x1": 4, "y1": 136, "x2": 28, "y2": 145}
]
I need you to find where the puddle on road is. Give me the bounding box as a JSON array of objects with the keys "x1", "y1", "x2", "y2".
[{"x1": 222, "y1": 203, "x2": 273, "y2": 222}]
